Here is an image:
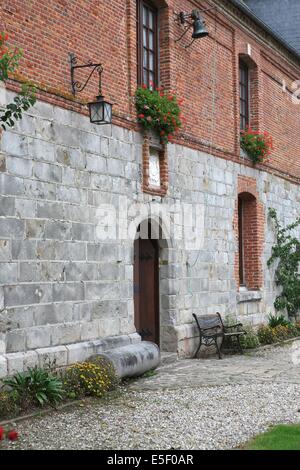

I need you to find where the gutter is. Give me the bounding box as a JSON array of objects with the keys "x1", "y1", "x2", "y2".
[{"x1": 229, "y1": 0, "x2": 300, "y2": 63}]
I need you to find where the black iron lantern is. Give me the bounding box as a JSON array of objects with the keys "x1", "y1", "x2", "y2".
[
  {"x1": 88, "y1": 95, "x2": 112, "y2": 125},
  {"x1": 69, "y1": 53, "x2": 113, "y2": 125}
]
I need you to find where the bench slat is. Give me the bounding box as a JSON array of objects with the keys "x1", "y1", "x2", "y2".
[{"x1": 194, "y1": 314, "x2": 222, "y2": 330}]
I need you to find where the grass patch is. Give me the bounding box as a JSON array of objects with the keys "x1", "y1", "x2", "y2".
[
  {"x1": 244, "y1": 424, "x2": 300, "y2": 450},
  {"x1": 140, "y1": 369, "x2": 157, "y2": 378}
]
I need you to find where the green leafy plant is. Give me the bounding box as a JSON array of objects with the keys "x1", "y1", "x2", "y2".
[
  {"x1": 240, "y1": 324, "x2": 261, "y2": 349},
  {"x1": 0, "y1": 390, "x2": 20, "y2": 419},
  {"x1": 135, "y1": 84, "x2": 183, "y2": 143},
  {"x1": 268, "y1": 314, "x2": 292, "y2": 328},
  {"x1": 240, "y1": 126, "x2": 273, "y2": 164},
  {"x1": 0, "y1": 31, "x2": 36, "y2": 130},
  {"x1": 268, "y1": 208, "x2": 300, "y2": 319},
  {"x1": 63, "y1": 362, "x2": 115, "y2": 399},
  {"x1": 2, "y1": 367, "x2": 64, "y2": 407}
]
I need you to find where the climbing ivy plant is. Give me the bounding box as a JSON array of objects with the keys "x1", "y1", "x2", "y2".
[
  {"x1": 268, "y1": 208, "x2": 300, "y2": 318},
  {"x1": 0, "y1": 32, "x2": 36, "y2": 130}
]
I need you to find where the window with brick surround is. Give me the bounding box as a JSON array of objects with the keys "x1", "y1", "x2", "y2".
[
  {"x1": 142, "y1": 133, "x2": 168, "y2": 196},
  {"x1": 239, "y1": 60, "x2": 249, "y2": 131},
  {"x1": 137, "y1": 0, "x2": 158, "y2": 88},
  {"x1": 238, "y1": 196, "x2": 245, "y2": 285},
  {"x1": 238, "y1": 192, "x2": 260, "y2": 289}
]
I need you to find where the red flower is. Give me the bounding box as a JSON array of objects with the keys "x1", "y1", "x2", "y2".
[
  {"x1": 138, "y1": 113, "x2": 145, "y2": 119},
  {"x1": 167, "y1": 95, "x2": 174, "y2": 101},
  {"x1": 160, "y1": 131, "x2": 165, "y2": 136},
  {"x1": 7, "y1": 430, "x2": 18, "y2": 441},
  {"x1": 1, "y1": 33, "x2": 8, "y2": 42},
  {"x1": 0, "y1": 427, "x2": 4, "y2": 440},
  {"x1": 141, "y1": 84, "x2": 147, "y2": 90}
]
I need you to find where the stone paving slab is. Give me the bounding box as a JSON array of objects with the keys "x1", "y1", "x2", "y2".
[{"x1": 130, "y1": 342, "x2": 300, "y2": 390}]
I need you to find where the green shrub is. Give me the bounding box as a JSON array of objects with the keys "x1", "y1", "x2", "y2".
[
  {"x1": 268, "y1": 208, "x2": 300, "y2": 319},
  {"x1": 257, "y1": 325, "x2": 278, "y2": 345},
  {"x1": 295, "y1": 321, "x2": 300, "y2": 333},
  {"x1": 273, "y1": 325, "x2": 291, "y2": 341},
  {"x1": 268, "y1": 314, "x2": 292, "y2": 328},
  {"x1": 258, "y1": 323, "x2": 299, "y2": 345},
  {"x1": 2, "y1": 366, "x2": 64, "y2": 407},
  {"x1": 63, "y1": 362, "x2": 114, "y2": 399},
  {"x1": 0, "y1": 390, "x2": 20, "y2": 418},
  {"x1": 284, "y1": 323, "x2": 300, "y2": 338},
  {"x1": 240, "y1": 325, "x2": 260, "y2": 349}
]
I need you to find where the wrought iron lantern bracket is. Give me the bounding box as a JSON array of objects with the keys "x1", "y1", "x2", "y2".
[
  {"x1": 69, "y1": 52, "x2": 103, "y2": 96},
  {"x1": 68, "y1": 53, "x2": 113, "y2": 125}
]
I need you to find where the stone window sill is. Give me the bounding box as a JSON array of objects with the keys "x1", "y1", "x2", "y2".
[
  {"x1": 143, "y1": 185, "x2": 167, "y2": 197},
  {"x1": 237, "y1": 290, "x2": 262, "y2": 303}
]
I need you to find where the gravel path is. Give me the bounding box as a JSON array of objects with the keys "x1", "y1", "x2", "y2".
[{"x1": 1, "y1": 343, "x2": 300, "y2": 450}]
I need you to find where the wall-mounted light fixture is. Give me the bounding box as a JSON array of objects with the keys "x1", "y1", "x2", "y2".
[
  {"x1": 69, "y1": 53, "x2": 112, "y2": 125},
  {"x1": 174, "y1": 7, "x2": 217, "y2": 48}
]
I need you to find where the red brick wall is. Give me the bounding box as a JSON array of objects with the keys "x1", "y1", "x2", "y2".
[{"x1": 1, "y1": 0, "x2": 300, "y2": 182}]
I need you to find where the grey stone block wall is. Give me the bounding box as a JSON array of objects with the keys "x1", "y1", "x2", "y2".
[{"x1": 1, "y1": 88, "x2": 300, "y2": 368}]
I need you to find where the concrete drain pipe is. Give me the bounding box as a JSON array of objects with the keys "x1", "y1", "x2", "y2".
[{"x1": 89, "y1": 341, "x2": 161, "y2": 378}]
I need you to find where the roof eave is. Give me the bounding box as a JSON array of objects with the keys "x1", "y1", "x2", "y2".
[{"x1": 230, "y1": 0, "x2": 300, "y2": 62}]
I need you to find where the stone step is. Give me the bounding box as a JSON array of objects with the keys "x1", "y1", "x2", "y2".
[{"x1": 160, "y1": 352, "x2": 178, "y2": 366}]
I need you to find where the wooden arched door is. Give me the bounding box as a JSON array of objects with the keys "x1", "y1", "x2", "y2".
[{"x1": 134, "y1": 236, "x2": 159, "y2": 345}]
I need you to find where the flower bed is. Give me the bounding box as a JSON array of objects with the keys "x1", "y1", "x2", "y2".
[
  {"x1": 240, "y1": 127, "x2": 273, "y2": 165},
  {"x1": 135, "y1": 83, "x2": 183, "y2": 143},
  {"x1": 240, "y1": 317, "x2": 300, "y2": 350},
  {"x1": 0, "y1": 357, "x2": 119, "y2": 422}
]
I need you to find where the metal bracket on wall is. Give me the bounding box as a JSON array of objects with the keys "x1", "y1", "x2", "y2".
[{"x1": 69, "y1": 52, "x2": 103, "y2": 96}]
